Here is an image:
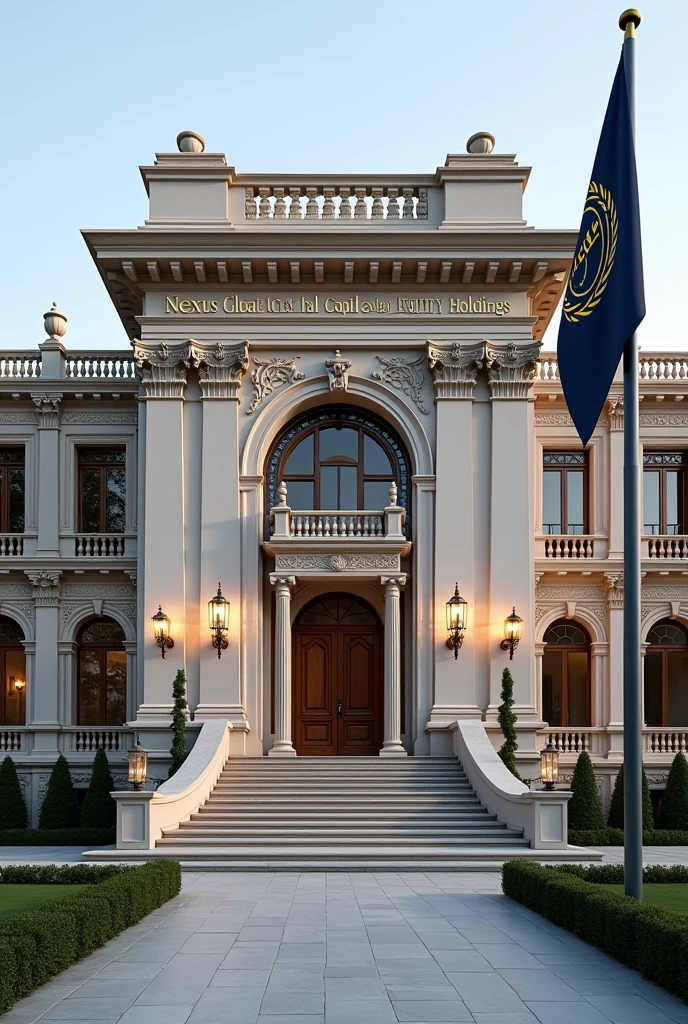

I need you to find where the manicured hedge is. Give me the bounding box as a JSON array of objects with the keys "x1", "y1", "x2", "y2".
[
  {"x1": 0, "y1": 828, "x2": 115, "y2": 846},
  {"x1": 0, "y1": 864, "x2": 127, "y2": 884},
  {"x1": 0, "y1": 860, "x2": 181, "y2": 1014},
  {"x1": 569, "y1": 827, "x2": 688, "y2": 846},
  {"x1": 502, "y1": 861, "x2": 688, "y2": 1002}
]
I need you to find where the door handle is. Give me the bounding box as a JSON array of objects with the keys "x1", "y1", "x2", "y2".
[{"x1": 336, "y1": 697, "x2": 343, "y2": 719}]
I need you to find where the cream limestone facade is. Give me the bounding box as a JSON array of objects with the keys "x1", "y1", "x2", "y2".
[{"x1": 1, "y1": 131, "x2": 686, "y2": 825}]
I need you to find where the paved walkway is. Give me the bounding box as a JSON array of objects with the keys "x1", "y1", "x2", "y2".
[{"x1": 2, "y1": 870, "x2": 688, "y2": 1024}]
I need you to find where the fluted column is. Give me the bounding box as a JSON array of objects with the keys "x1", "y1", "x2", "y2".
[
  {"x1": 269, "y1": 574, "x2": 296, "y2": 757},
  {"x1": 380, "y1": 574, "x2": 407, "y2": 757}
]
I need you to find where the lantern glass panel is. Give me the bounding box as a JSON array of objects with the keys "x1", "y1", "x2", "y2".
[{"x1": 128, "y1": 747, "x2": 147, "y2": 786}]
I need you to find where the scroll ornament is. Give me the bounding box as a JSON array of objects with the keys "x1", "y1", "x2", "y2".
[
  {"x1": 373, "y1": 356, "x2": 429, "y2": 414},
  {"x1": 247, "y1": 357, "x2": 305, "y2": 414}
]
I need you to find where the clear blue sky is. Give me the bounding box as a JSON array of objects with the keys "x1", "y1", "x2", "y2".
[{"x1": 2, "y1": 0, "x2": 685, "y2": 352}]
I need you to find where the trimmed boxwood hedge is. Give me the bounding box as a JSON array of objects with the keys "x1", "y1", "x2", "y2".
[
  {"x1": 502, "y1": 860, "x2": 688, "y2": 1002},
  {"x1": 0, "y1": 827, "x2": 116, "y2": 846},
  {"x1": 569, "y1": 827, "x2": 688, "y2": 846},
  {"x1": 0, "y1": 860, "x2": 181, "y2": 1014}
]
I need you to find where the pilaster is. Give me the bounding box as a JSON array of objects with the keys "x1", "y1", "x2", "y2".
[
  {"x1": 31, "y1": 393, "x2": 62, "y2": 556},
  {"x1": 605, "y1": 571, "x2": 625, "y2": 757},
  {"x1": 607, "y1": 396, "x2": 625, "y2": 559},
  {"x1": 25, "y1": 571, "x2": 61, "y2": 753}
]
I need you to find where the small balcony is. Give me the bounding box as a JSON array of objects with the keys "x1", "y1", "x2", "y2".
[
  {"x1": 645, "y1": 535, "x2": 688, "y2": 560},
  {"x1": 535, "y1": 534, "x2": 599, "y2": 560}
]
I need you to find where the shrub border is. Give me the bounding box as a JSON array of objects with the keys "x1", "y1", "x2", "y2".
[
  {"x1": 0, "y1": 860, "x2": 181, "y2": 1013},
  {"x1": 0, "y1": 828, "x2": 115, "y2": 847},
  {"x1": 502, "y1": 860, "x2": 688, "y2": 1002},
  {"x1": 569, "y1": 828, "x2": 688, "y2": 846}
]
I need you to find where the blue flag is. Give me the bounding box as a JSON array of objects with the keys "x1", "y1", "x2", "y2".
[{"x1": 557, "y1": 51, "x2": 645, "y2": 446}]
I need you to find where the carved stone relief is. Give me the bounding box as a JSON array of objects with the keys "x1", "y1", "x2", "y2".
[
  {"x1": 134, "y1": 342, "x2": 190, "y2": 399},
  {"x1": 485, "y1": 343, "x2": 541, "y2": 398},
  {"x1": 325, "y1": 350, "x2": 351, "y2": 392},
  {"x1": 190, "y1": 342, "x2": 249, "y2": 399},
  {"x1": 427, "y1": 342, "x2": 484, "y2": 399},
  {"x1": 247, "y1": 357, "x2": 305, "y2": 414},
  {"x1": 274, "y1": 553, "x2": 400, "y2": 571},
  {"x1": 373, "y1": 356, "x2": 429, "y2": 414}
]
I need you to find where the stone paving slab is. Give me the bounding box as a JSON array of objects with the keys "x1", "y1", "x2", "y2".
[{"x1": 1, "y1": 869, "x2": 688, "y2": 1023}]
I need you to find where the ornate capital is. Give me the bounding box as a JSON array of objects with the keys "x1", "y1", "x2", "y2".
[
  {"x1": 134, "y1": 342, "x2": 191, "y2": 398},
  {"x1": 25, "y1": 570, "x2": 61, "y2": 606},
  {"x1": 607, "y1": 395, "x2": 624, "y2": 431},
  {"x1": 247, "y1": 358, "x2": 305, "y2": 415},
  {"x1": 380, "y1": 574, "x2": 407, "y2": 591},
  {"x1": 191, "y1": 342, "x2": 249, "y2": 399},
  {"x1": 31, "y1": 393, "x2": 62, "y2": 428},
  {"x1": 485, "y1": 342, "x2": 541, "y2": 399},
  {"x1": 326, "y1": 350, "x2": 351, "y2": 392},
  {"x1": 427, "y1": 342, "x2": 484, "y2": 399},
  {"x1": 269, "y1": 574, "x2": 296, "y2": 593},
  {"x1": 373, "y1": 356, "x2": 429, "y2": 414},
  {"x1": 604, "y1": 572, "x2": 624, "y2": 609}
]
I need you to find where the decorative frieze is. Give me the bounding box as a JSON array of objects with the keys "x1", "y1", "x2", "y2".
[
  {"x1": 326, "y1": 350, "x2": 351, "y2": 392},
  {"x1": 25, "y1": 571, "x2": 61, "y2": 606},
  {"x1": 275, "y1": 553, "x2": 400, "y2": 572},
  {"x1": 191, "y1": 342, "x2": 249, "y2": 399},
  {"x1": 427, "y1": 342, "x2": 484, "y2": 399},
  {"x1": 31, "y1": 393, "x2": 62, "y2": 428},
  {"x1": 639, "y1": 412, "x2": 688, "y2": 427},
  {"x1": 134, "y1": 342, "x2": 190, "y2": 398},
  {"x1": 373, "y1": 356, "x2": 429, "y2": 414},
  {"x1": 0, "y1": 412, "x2": 38, "y2": 424},
  {"x1": 485, "y1": 342, "x2": 541, "y2": 398},
  {"x1": 247, "y1": 357, "x2": 305, "y2": 414},
  {"x1": 61, "y1": 411, "x2": 138, "y2": 425}
]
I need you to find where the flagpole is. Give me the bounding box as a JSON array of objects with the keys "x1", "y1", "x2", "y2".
[{"x1": 620, "y1": 7, "x2": 643, "y2": 901}]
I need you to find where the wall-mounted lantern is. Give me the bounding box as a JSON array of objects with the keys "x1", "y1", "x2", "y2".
[
  {"x1": 151, "y1": 605, "x2": 174, "y2": 658},
  {"x1": 9, "y1": 676, "x2": 25, "y2": 696},
  {"x1": 128, "y1": 740, "x2": 148, "y2": 790},
  {"x1": 540, "y1": 741, "x2": 559, "y2": 790},
  {"x1": 445, "y1": 583, "x2": 468, "y2": 660},
  {"x1": 208, "y1": 582, "x2": 230, "y2": 659},
  {"x1": 500, "y1": 607, "x2": 524, "y2": 660}
]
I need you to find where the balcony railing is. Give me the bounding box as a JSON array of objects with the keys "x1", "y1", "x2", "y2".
[
  {"x1": 60, "y1": 728, "x2": 135, "y2": 753},
  {"x1": 646, "y1": 536, "x2": 688, "y2": 559},
  {"x1": 536, "y1": 353, "x2": 688, "y2": 382},
  {"x1": 74, "y1": 534, "x2": 128, "y2": 557},
  {"x1": 66, "y1": 352, "x2": 137, "y2": 379},
  {"x1": 0, "y1": 534, "x2": 24, "y2": 556},
  {"x1": 540, "y1": 535, "x2": 595, "y2": 559},
  {"x1": 270, "y1": 483, "x2": 405, "y2": 541},
  {"x1": 0, "y1": 353, "x2": 41, "y2": 378},
  {"x1": 242, "y1": 182, "x2": 430, "y2": 222},
  {"x1": 0, "y1": 728, "x2": 27, "y2": 752},
  {"x1": 643, "y1": 729, "x2": 688, "y2": 755},
  {"x1": 538, "y1": 729, "x2": 603, "y2": 754}
]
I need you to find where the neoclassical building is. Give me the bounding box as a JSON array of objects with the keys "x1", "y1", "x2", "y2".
[{"x1": 2, "y1": 129, "x2": 687, "y2": 827}]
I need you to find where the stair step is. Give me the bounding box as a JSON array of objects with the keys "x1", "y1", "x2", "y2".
[
  {"x1": 166, "y1": 827, "x2": 522, "y2": 839},
  {"x1": 153, "y1": 840, "x2": 530, "y2": 852},
  {"x1": 191, "y1": 813, "x2": 498, "y2": 822}
]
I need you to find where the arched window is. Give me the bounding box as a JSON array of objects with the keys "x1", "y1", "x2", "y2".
[
  {"x1": 542, "y1": 620, "x2": 591, "y2": 727},
  {"x1": 77, "y1": 618, "x2": 126, "y2": 726},
  {"x1": 266, "y1": 409, "x2": 410, "y2": 532},
  {"x1": 0, "y1": 617, "x2": 26, "y2": 727},
  {"x1": 297, "y1": 595, "x2": 379, "y2": 627},
  {"x1": 645, "y1": 619, "x2": 688, "y2": 727}
]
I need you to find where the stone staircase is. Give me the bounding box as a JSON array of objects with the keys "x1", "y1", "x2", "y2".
[{"x1": 150, "y1": 756, "x2": 541, "y2": 870}]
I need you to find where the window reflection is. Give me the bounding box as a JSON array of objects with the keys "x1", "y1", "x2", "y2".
[
  {"x1": 77, "y1": 618, "x2": 127, "y2": 726},
  {"x1": 645, "y1": 620, "x2": 688, "y2": 727},
  {"x1": 0, "y1": 617, "x2": 26, "y2": 727},
  {"x1": 542, "y1": 620, "x2": 591, "y2": 727}
]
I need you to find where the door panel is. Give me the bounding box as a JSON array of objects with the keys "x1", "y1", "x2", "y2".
[{"x1": 293, "y1": 614, "x2": 383, "y2": 755}]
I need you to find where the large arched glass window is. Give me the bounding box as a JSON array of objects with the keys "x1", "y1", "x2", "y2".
[
  {"x1": 645, "y1": 620, "x2": 688, "y2": 727},
  {"x1": 77, "y1": 618, "x2": 126, "y2": 726},
  {"x1": 0, "y1": 617, "x2": 26, "y2": 727},
  {"x1": 266, "y1": 408, "x2": 410, "y2": 532},
  {"x1": 542, "y1": 620, "x2": 591, "y2": 727}
]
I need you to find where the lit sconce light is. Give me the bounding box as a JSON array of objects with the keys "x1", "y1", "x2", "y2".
[
  {"x1": 208, "y1": 582, "x2": 230, "y2": 659},
  {"x1": 445, "y1": 583, "x2": 468, "y2": 660},
  {"x1": 500, "y1": 607, "x2": 524, "y2": 660},
  {"x1": 9, "y1": 677, "x2": 25, "y2": 696},
  {"x1": 151, "y1": 605, "x2": 174, "y2": 659},
  {"x1": 540, "y1": 741, "x2": 559, "y2": 791},
  {"x1": 128, "y1": 739, "x2": 148, "y2": 790}
]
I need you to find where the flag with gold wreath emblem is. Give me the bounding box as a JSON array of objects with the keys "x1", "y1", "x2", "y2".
[{"x1": 557, "y1": 50, "x2": 645, "y2": 446}]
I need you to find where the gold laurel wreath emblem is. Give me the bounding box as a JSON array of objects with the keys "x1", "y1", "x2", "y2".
[{"x1": 563, "y1": 181, "x2": 618, "y2": 324}]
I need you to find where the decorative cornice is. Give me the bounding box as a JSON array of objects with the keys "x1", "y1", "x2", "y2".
[
  {"x1": 373, "y1": 355, "x2": 429, "y2": 413},
  {"x1": 607, "y1": 395, "x2": 624, "y2": 431},
  {"x1": 485, "y1": 342, "x2": 541, "y2": 399},
  {"x1": 247, "y1": 357, "x2": 304, "y2": 415},
  {"x1": 604, "y1": 572, "x2": 624, "y2": 609},
  {"x1": 134, "y1": 342, "x2": 191, "y2": 398},
  {"x1": 31, "y1": 393, "x2": 62, "y2": 428},
  {"x1": 25, "y1": 570, "x2": 61, "y2": 606},
  {"x1": 326, "y1": 350, "x2": 351, "y2": 392},
  {"x1": 427, "y1": 342, "x2": 484, "y2": 399},
  {"x1": 191, "y1": 342, "x2": 249, "y2": 399}
]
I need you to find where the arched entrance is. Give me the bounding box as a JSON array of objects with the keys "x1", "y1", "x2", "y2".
[{"x1": 293, "y1": 594, "x2": 383, "y2": 755}]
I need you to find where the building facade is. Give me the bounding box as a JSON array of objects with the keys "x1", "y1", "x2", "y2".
[{"x1": 2, "y1": 130, "x2": 686, "y2": 823}]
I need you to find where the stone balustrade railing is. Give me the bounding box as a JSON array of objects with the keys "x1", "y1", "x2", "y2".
[
  {"x1": 62, "y1": 728, "x2": 135, "y2": 753},
  {"x1": 0, "y1": 729, "x2": 27, "y2": 752},
  {"x1": 540, "y1": 535, "x2": 595, "y2": 559},
  {"x1": 0, "y1": 353, "x2": 42, "y2": 378},
  {"x1": 646, "y1": 536, "x2": 688, "y2": 560},
  {"x1": 289, "y1": 513, "x2": 385, "y2": 538},
  {"x1": 539, "y1": 730, "x2": 601, "y2": 754},
  {"x1": 0, "y1": 535, "x2": 24, "y2": 557},
  {"x1": 243, "y1": 183, "x2": 430, "y2": 221},
  {"x1": 643, "y1": 729, "x2": 688, "y2": 754},
  {"x1": 536, "y1": 353, "x2": 688, "y2": 383},
  {"x1": 74, "y1": 534, "x2": 129, "y2": 558},
  {"x1": 66, "y1": 352, "x2": 137, "y2": 378}
]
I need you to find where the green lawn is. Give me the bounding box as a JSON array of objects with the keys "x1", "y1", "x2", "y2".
[
  {"x1": 605, "y1": 883, "x2": 688, "y2": 915},
  {"x1": 0, "y1": 884, "x2": 90, "y2": 921}
]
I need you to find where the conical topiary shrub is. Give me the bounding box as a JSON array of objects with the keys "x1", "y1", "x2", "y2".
[
  {"x1": 658, "y1": 752, "x2": 688, "y2": 831},
  {"x1": 497, "y1": 667, "x2": 522, "y2": 782},
  {"x1": 38, "y1": 753, "x2": 79, "y2": 830},
  {"x1": 80, "y1": 748, "x2": 116, "y2": 829},
  {"x1": 0, "y1": 754, "x2": 28, "y2": 829},
  {"x1": 607, "y1": 763, "x2": 654, "y2": 832},
  {"x1": 568, "y1": 751, "x2": 604, "y2": 831},
  {"x1": 169, "y1": 669, "x2": 188, "y2": 778}
]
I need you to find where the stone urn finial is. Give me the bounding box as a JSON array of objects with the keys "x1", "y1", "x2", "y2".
[
  {"x1": 176, "y1": 130, "x2": 205, "y2": 154},
  {"x1": 466, "y1": 131, "x2": 496, "y2": 155},
  {"x1": 43, "y1": 302, "x2": 68, "y2": 340}
]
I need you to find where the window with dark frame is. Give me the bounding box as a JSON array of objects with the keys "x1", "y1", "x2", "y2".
[
  {"x1": 77, "y1": 448, "x2": 126, "y2": 534},
  {"x1": 0, "y1": 616, "x2": 26, "y2": 727},
  {"x1": 0, "y1": 448, "x2": 25, "y2": 534},
  {"x1": 644, "y1": 620, "x2": 688, "y2": 728},
  {"x1": 643, "y1": 452, "x2": 685, "y2": 536},
  {"x1": 77, "y1": 618, "x2": 127, "y2": 727},
  {"x1": 542, "y1": 620, "x2": 591, "y2": 728},
  {"x1": 542, "y1": 451, "x2": 588, "y2": 535}
]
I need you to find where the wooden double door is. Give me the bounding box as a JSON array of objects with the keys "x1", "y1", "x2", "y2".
[{"x1": 293, "y1": 596, "x2": 383, "y2": 756}]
